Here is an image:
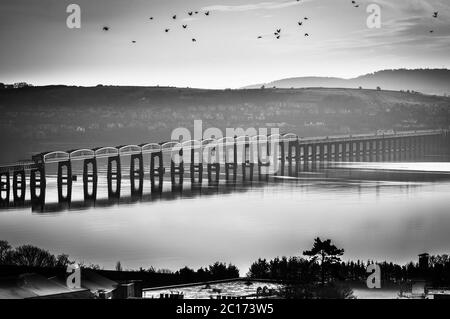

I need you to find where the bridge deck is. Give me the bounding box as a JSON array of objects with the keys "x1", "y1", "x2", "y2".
[{"x1": 0, "y1": 129, "x2": 445, "y2": 173}]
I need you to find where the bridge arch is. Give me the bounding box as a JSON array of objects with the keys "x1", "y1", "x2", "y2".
[
  {"x1": 94, "y1": 147, "x2": 119, "y2": 158},
  {"x1": 119, "y1": 145, "x2": 142, "y2": 156},
  {"x1": 161, "y1": 141, "x2": 179, "y2": 153},
  {"x1": 43, "y1": 151, "x2": 70, "y2": 163},
  {"x1": 141, "y1": 143, "x2": 161, "y2": 154},
  {"x1": 70, "y1": 149, "x2": 95, "y2": 161}
]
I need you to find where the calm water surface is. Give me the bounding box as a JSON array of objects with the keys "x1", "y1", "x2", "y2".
[{"x1": 1, "y1": 162, "x2": 450, "y2": 275}]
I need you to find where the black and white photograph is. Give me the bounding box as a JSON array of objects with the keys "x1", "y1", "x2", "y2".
[{"x1": 1, "y1": 0, "x2": 450, "y2": 312}]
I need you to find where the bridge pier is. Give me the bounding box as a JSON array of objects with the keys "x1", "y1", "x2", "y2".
[
  {"x1": 390, "y1": 138, "x2": 395, "y2": 161},
  {"x1": 225, "y1": 163, "x2": 237, "y2": 183},
  {"x1": 415, "y1": 135, "x2": 421, "y2": 157},
  {"x1": 306, "y1": 144, "x2": 313, "y2": 163},
  {"x1": 354, "y1": 141, "x2": 360, "y2": 161},
  {"x1": 57, "y1": 160, "x2": 72, "y2": 204},
  {"x1": 30, "y1": 164, "x2": 46, "y2": 207},
  {"x1": 391, "y1": 138, "x2": 397, "y2": 161},
  {"x1": 190, "y1": 162, "x2": 203, "y2": 186},
  {"x1": 275, "y1": 140, "x2": 286, "y2": 176},
  {"x1": 348, "y1": 141, "x2": 354, "y2": 162},
  {"x1": 387, "y1": 138, "x2": 394, "y2": 161},
  {"x1": 310, "y1": 144, "x2": 316, "y2": 163},
  {"x1": 342, "y1": 142, "x2": 347, "y2": 161},
  {"x1": 287, "y1": 139, "x2": 299, "y2": 162},
  {"x1": 397, "y1": 137, "x2": 404, "y2": 161},
  {"x1": 325, "y1": 143, "x2": 331, "y2": 162},
  {"x1": 0, "y1": 171, "x2": 10, "y2": 206},
  {"x1": 424, "y1": 135, "x2": 432, "y2": 157},
  {"x1": 420, "y1": 135, "x2": 426, "y2": 158},
  {"x1": 287, "y1": 139, "x2": 299, "y2": 176},
  {"x1": 298, "y1": 144, "x2": 305, "y2": 164},
  {"x1": 13, "y1": 170, "x2": 26, "y2": 205},
  {"x1": 333, "y1": 143, "x2": 340, "y2": 162},
  {"x1": 412, "y1": 136, "x2": 419, "y2": 159},
  {"x1": 393, "y1": 138, "x2": 399, "y2": 161},
  {"x1": 130, "y1": 153, "x2": 144, "y2": 197},
  {"x1": 318, "y1": 143, "x2": 325, "y2": 162},
  {"x1": 242, "y1": 162, "x2": 254, "y2": 182},
  {"x1": 362, "y1": 141, "x2": 368, "y2": 162},
  {"x1": 406, "y1": 137, "x2": 414, "y2": 160},
  {"x1": 107, "y1": 156, "x2": 121, "y2": 199},
  {"x1": 257, "y1": 142, "x2": 270, "y2": 182},
  {"x1": 375, "y1": 140, "x2": 381, "y2": 161},
  {"x1": 225, "y1": 138, "x2": 237, "y2": 182},
  {"x1": 207, "y1": 163, "x2": 220, "y2": 186},
  {"x1": 443, "y1": 132, "x2": 450, "y2": 159},
  {"x1": 380, "y1": 138, "x2": 386, "y2": 161},
  {"x1": 83, "y1": 158, "x2": 97, "y2": 201},
  {"x1": 171, "y1": 148, "x2": 184, "y2": 192},
  {"x1": 434, "y1": 134, "x2": 441, "y2": 155},
  {"x1": 190, "y1": 143, "x2": 203, "y2": 187},
  {"x1": 150, "y1": 151, "x2": 164, "y2": 193}
]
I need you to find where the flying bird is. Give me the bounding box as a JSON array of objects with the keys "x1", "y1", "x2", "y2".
[
  {"x1": 354, "y1": 4, "x2": 360, "y2": 8},
  {"x1": 188, "y1": 12, "x2": 193, "y2": 16},
  {"x1": 132, "y1": 40, "x2": 136, "y2": 43},
  {"x1": 172, "y1": 15, "x2": 177, "y2": 19},
  {"x1": 149, "y1": 17, "x2": 153, "y2": 20},
  {"x1": 192, "y1": 38, "x2": 197, "y2": 42},
  {"x1": 165, "y1": 28, "x2": 170, "y2": 32},
  {"x1": 182, "y1": 25, "x2": 187, "y2": 29},
  {"x1": 276, "y1": 35, "x2": 280, "y2": 39},
  {"x1": 298, "y1": 22, "x2": 303, "y2": 26},
  {"x1": 276, "y1": 29, "x2": 281, "y2": 33},
  {"x1": 429, "y1": 30, "x2": 434, "y2": 33},
  {"x1": 433, "y1": 12, "x2": 438, "y2": 18},
  {"x1": 195, "y1": 11, "x2": 199, "y2": 14},
  {"x1": 205, "y1": 11, "x2": 210, "y2": 16},
  {"x1": 257, "y1": 36, "x2": 262, "y2": 39},
  {"x1": 102, "y1": 26, "x2": 110, "y2": 31},
  {"x1": 304, "y1": 17, "x2": 309, "y2": 20},
  {"x1": 304, "y1": 33, "x2": 309, "y2": 36}
]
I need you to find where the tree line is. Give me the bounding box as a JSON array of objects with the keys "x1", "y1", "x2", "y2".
[{"x1": 3, "y1": 238, "x2": 450, "y2": 298}]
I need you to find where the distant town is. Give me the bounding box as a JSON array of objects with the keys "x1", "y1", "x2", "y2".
[{"x1": 0, "y1": 82, "x2": 33, "y2": 89}]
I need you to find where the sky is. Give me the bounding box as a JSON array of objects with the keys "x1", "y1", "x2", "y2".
[{"x1": 0, "y1": 0, "x2": 450, "y2": 88}]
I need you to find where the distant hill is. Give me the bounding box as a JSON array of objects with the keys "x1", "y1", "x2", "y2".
[
  {"x1": 1, "y1": 86, "x2": 449, "y2": 163},
  {"x1": 243, "y1": 69, "x2": 450, "y2": 96}
]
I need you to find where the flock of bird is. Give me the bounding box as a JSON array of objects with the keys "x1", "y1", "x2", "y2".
[
  {"x1": 102, "y1": 9, "x2": 212, "y2": 43},
  {"x1": 100, "y1": 1, "x2": 441, "y2": 44},
  {"x1": 430, "y1": 11, "x2": 439, "y2": 33}
]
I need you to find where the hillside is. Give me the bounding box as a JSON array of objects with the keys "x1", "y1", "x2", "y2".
[
  {"x1": 243, "y1": 69, "x2": 450, "y2": 96},
  {"x1": 0, "y1": 86, "x2": 449, "y2": 163}
]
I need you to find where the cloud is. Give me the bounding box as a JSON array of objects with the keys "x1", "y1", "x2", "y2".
[{"x1": 202, "y1": 1, "x2": 307, "y2": 12}]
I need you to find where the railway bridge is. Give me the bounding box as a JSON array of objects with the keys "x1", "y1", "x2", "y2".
[{"x1": 0, "y1": 129, "x2": 448, "y2": 207}]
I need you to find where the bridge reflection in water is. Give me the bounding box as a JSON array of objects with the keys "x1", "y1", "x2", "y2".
[{"x1": 0, "y1": 130, "x2": 448, "y2": 212}]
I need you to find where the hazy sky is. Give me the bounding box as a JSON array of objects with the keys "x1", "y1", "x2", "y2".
[{"x1": 1, "y1": 0, "x2": 449, "y2": 88}]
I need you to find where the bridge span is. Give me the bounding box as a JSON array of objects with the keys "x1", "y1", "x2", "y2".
[{"x1": 0, "y1": 129, "x2": 448, "y2": 208}]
